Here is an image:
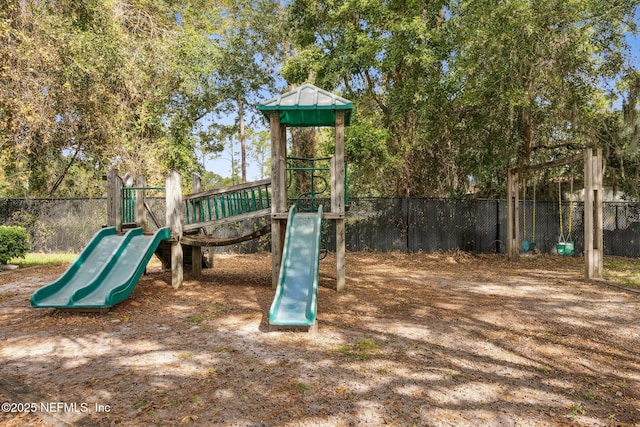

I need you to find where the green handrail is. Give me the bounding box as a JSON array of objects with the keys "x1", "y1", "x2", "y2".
[
  {"x1": 183, "y1": 181, "x2": 272, "y2": 226},
  {"x1": 121, "y1": 186, "x2": 165, "y2": 224},
  {"x1": 286, "y1": 157, "x2": 349, "y2": 211}
]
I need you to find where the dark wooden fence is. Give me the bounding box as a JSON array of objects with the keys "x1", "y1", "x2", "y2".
[{"x1": 2, "y1": 197, "x2": 639, "y2": 257}]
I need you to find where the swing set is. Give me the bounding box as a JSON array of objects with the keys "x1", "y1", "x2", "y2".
[
  {"x1": 521, "y1": 178, "x2": 536, "y2": 252},
  {"x1": 556, "y1": 176, "x2": 575, "y2": 256},
  {"x1": 507, "y1": 149, "x2": 603, "y2": 280},
  {"x1": 520, "y1": 173, "x2": 576, "y2": 256}
]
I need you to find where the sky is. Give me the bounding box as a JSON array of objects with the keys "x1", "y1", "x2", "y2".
[
  {"x1": 206, "y1": 12, "x2": 640, "y2": 182},
  {"x1": 203, "y1": 108, "x2": 269, "y2": 183}
]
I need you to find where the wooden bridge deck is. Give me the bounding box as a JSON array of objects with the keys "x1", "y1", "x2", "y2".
[{"x1": 182, "y1": 179, "x2": 271, "y2": 232}]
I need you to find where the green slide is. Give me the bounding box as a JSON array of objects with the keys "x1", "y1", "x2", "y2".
[
  {"x1": 31, "y1": 226, "x2": 170, "y2": 309},
  {"x1": 269, "y1": 205, "x2": 323, "y2": 327}
]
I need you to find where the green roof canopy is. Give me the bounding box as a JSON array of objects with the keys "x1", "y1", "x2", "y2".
[{"x1": 258, "y1": 84, "x2": 353, "y2": 127}]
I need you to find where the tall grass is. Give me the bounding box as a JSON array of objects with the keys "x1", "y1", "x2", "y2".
[
  {"x1": 8, "y1": 253, "x2": 77, "y2": 268},
  {"x1": 603, "y1": 257, "x2": 640, "y2": 290}
]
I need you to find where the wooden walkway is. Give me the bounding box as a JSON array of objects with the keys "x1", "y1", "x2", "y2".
[{"x1": 182, "y1": 179, "x2": 271, "y2": 232}]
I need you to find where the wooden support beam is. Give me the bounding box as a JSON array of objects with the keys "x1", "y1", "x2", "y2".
[
  {"x1": 166, "y1": 171, "x2": 183, "y2": 288},
  {"x1": 271, "y1": 212, "x2": 345, "y2": 220},
  {"x1": 585, "y1": 148, "x2": 604, "y2": 279},
  {"x1": 191, "y1": 173, "x2": 202, "y2": 277},
  {"x1": 509, "y1": 153, "x2": 583, "y2": 175},
  {"x1": 270, "y1": 112, "x2": 287, "y2": 288},
  {"x1": 135, "y1": 176, "x2": 147, "y2": 231},
  {"x1": 107, "y1": 169, "x2": 122, "y2": 231},
  {"x1": 506, "y1": 169, "x2": 519, "y2": 261},
  {"x1": 182, "y1": 224, "x2": 271, "y2": 247},
  {"x1": 333, "y1": 111, "x2": 346, "y2": 291},
  {"x1": 594, "y1": 149, "x2": 604, "y2": 278}
]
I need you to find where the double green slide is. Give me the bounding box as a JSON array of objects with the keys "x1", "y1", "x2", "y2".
[
  {"x1": 269, "y1": 205, "x2": 323, "y2": 327},
  {"x1": 32, "y1": 205, "x2": 324, "y2": 323},
  {"x1": 31, "y1": 226, "x2": 170, "y2": 309}
]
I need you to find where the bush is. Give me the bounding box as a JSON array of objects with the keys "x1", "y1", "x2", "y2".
[{"x1": 0, "y1": 226, "x2": 30, "y2": 265}]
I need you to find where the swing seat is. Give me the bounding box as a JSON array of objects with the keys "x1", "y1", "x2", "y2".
[
  {"x1": 556, "y1": 241, "x2": 574, "y2": 256},
  {"x1": 522, "y1": 240, "x2": 536, "y2": 252},
  {"x1": 564, "y1": 241, "x2": 575, "y2": 256}
]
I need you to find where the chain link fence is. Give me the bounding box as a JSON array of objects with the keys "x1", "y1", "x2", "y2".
[{"x1": 2, "y1": 197, "x2": 640, "y2": 257}]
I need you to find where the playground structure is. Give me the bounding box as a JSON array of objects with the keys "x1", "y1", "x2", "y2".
[
  {"x1": 31, "y1": 226, "x2": 170, "y2": 309},
  {"x1": 506, "y1": 149, "x2": 603, "y2": 279},
  {"x1": 31, "y1": 84, "x2": 352, "y2": 327},
  {"x1": 258, "y1": 83, "x2": 351, "y2": 293}
]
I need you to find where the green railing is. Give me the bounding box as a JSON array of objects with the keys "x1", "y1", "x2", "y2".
[
  {"x1": 121, "y1": 186, "x2": 165, "y2": 224},
  {"x1": 287, "y1": 157, "x2": 349, "y2": 211},
  {"x1": 287, "y1": 157, "x2": 329, "y2": 212},
  {"x1": 183, "y1": 179, "x2": 271, "y2": 227}
]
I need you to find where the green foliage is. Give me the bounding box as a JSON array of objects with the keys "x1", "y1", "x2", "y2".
[
  {"x1": 10, "y1": 252, "x2": 76, "y2": 268},
  {"x1": 604, "y1": 257, "x2": 640, "y2": 290},
  {"x1": 0, "y1": 0, "x2": 637, "y2": 198},
  {"x1": 0, "y1": 225, "x2": 30, "y2": 264},
  {"x1": 287, "y1": 0, "x2": 638, "y2": 197},
  {"x1": 336, "y1": 338, "x2": 382, "y2": 360},
  {"x1": 0, "y1": 0, "x2": 225, "y2": 196},
  {"x1": 290, "y1": 381, "x2": 310, "y2": 392}
]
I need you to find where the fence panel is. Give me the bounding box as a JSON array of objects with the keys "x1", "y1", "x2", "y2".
[
  {"x1": 3, "y1": 197, "x2": 640, "y2": 257},
  {"x1": 1, "y1": 198, "x2": 106, "y2": 252},
  {"x1": 603, "y1": 202, "x2": 640, "y2": 257}
]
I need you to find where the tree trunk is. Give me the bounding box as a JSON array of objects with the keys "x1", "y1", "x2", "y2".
[
  {"x1": 239, "y1": 96, "x2": 247, "y2": 183},
  {"x1": 291, "y1": 127, "x2": 316, "y2": 195}
]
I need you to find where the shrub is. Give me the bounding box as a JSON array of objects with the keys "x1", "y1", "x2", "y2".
[{"x1": 0, "y1": 226, "x2": 30, "y2": 265}]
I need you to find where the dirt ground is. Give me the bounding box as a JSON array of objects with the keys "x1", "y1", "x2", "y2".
[{"x1": 0, "y1": 252, "x2": 639, "y2": 427}]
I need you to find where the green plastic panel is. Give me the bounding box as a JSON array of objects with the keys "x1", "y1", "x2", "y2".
[
  {"x1": 31, "y1": 226, "x2": 170, "y2": 309},
  {"x1": 259, "y1": 84, "x2": 352, "y2": 127},
  {"x1": 268, "y1": 205, "x2": 323, "y2": 327}
]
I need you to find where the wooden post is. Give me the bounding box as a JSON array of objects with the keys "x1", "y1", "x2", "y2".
[
  {"x1": 166, "y1": 170, "x2": 183, "y2": 288},
  {"x1": 506, "y1": 169, "x2": 519, "y2": 260},
  {"x1": 585, "y1": 149, "x2": 603, "y2": 279},
  {"x1": 135, "y1": 176, "x2": 147, "y2": 231},
  {"x1": 107, "y1": 169, "x2": 122, "y2": 231},
  {"x1": 191, "y1": 173, "x2": 202, "y2": 277},
  {"x1": 333, "y1": 112, "x2": 346, "y2": 291},
  {"x1": 270, "y1": 112, "x2": 287, "y2": 288},
  {"x1": 594, "y1": 149, "x2": 604, "y2": 278}
]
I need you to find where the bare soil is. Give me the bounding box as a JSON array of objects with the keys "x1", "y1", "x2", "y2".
[{"x1": 0, "y1": 252, "x2": 639, "y2": 427}]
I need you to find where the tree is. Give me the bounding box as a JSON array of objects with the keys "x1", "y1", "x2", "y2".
[
  {"x1": 247, "y1": 130, "x2": 271, "y2": 180},
  {"x1": 284, "y1": 0, "x2": 638, "y2": 197},
  {"x1": 208, "y1": 0, "x2": 285, "y2": 183},
  {"x1": 448, "y1": 0, "x2": 638, "y2": 197},
  {"x1": 598, "y1": 70, "x2": 640, "y2": 198},
  {"x1": 285, "y1": 0, "x2": 454, "y2": 196},
  {"x1": 0, "y1": 0, "x2": 224, "y2": 196}
]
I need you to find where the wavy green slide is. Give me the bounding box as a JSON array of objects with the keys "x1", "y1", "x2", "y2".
[
  {"x1": 269, "y1": 205, "x2": 323, "y2": 327},
  {"x1": 31, "y1": 226, "x2": 170, "y2": 309}
]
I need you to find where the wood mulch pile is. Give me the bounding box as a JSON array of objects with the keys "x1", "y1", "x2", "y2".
[{"x1": 1, "y1": 252, "x2": 639, "y2": 426}]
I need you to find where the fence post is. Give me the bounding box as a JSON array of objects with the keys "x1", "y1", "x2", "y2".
[
  {"x1": 495, "y1": 199, "x2": 501, "y2": 254},
  {"x1": 404, "y1": 197, "x2": 410, "y2": 252},
  {"x1": 506, "y1": 169, "x2": 519, "y2": 260}
]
